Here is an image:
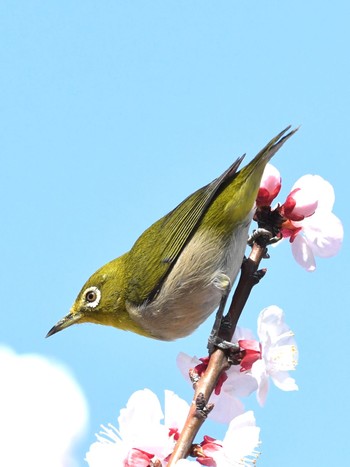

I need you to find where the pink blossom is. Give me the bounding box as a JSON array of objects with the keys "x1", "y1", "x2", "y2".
[
  {"x1": 175, "y1": 412, "x2": 260, "y2": 466},
  {"x1": 194, "y1": 412, "x2": 260, "y2": 467},
  {"x1": 234, "y1": 312, "x2": 297, "y2": 407},
  {"x1": 176, "y1": 330, "x2": 258, "y2": 424},
  {"x1": 257, "y1": 166, "x2": 343, "y2": 271},
  {"x1": 178, "y1": 306, "x2": 298, "y2": 413},
  {"x1": 281, "y1": 187, "x2": 318, "y2": 221},
  {"x1": 282, "y1": 175, "x2": 343, "y2": 271}
]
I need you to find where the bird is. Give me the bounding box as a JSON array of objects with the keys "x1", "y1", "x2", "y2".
[{"x1": 47, "y1": 126, "x2": 296, "y2": 341}]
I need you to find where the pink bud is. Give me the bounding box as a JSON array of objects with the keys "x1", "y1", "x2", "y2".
[{"x1": 256, "y1": 164, "x2": 281, "y2": 206}]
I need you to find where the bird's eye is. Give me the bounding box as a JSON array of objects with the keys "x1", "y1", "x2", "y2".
[
  {"x1": 86, "y1": 291, "x2": 96, "y2": 302},
  {"x1": 84, "y1": 286, "x2": 101, "y2": 308}
]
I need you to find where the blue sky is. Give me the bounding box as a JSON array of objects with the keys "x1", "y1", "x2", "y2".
[{"x1": 1, "y1": 1, "x2": 349, "y2": 465}]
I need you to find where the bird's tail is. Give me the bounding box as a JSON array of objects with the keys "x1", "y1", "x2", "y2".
[{"x1": 243, "y1": 125, "x2": 299, "y2": 179}]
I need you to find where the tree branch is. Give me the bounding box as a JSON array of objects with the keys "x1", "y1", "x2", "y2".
[{"x1": 167, "y1": 239, "x2": 269, "y2": 466}]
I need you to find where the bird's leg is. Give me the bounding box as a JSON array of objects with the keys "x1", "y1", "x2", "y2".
[
  {"x1": 207, "y1": 292, "x2": 230, "y2": 354},
  {"x1": 208, "y1": 311, "x2": 241, "y2": 356},
  {"x1": 207, "y1": 273, "x2": 240, "y2": 355}
]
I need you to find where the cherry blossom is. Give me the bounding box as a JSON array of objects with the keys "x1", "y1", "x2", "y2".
[
  {"x1": 251, "y1": 305, "x2": 298, "y2": 406},
  {"x1": 85, "y1": 389, "x2": 189, "y2": 467},
  {"x1": 284, "y1": 174, "x2": 343, "y2": 271},
  {"x1": 176, "y1": 411, "x2": 260, "y2": 467},
  {"x1": 177, "y1": 306, "x2": 298, "y2": 414},
  {"x1": 257, "y1": 165, "x2": 343, "y2": 271},
  {"x1": 176, "y1": 348, "x2": 257, "y2": 424},
  {"x1": 281, "y1": 186, "x2": 318, "y2": 221}
]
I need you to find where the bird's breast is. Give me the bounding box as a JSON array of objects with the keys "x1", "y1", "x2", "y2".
[{"x1": 126, "y1": 218, "x2": 251, "y2": 340}]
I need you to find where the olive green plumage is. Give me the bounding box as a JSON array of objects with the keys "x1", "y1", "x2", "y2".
[{"x1": 47, "y1": 127, "x2": 296, "y2": 340}]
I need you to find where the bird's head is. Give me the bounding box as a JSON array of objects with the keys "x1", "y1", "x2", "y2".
[{"x1": 46, "y1": 254, "x2": 144, "y2": 337}]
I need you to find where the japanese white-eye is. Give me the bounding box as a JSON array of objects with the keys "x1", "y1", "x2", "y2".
[{"x1": 47, "y1": 127, "x2": 296, "y2": 341}]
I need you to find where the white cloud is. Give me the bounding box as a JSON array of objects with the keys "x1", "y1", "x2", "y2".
[{"x1": 0, "y1": 346, "x2": 88, "y2": 467}]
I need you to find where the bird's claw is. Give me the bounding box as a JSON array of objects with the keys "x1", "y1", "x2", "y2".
[
  {"x1": 207, "y1": 334, "x2": 242, "y2": 366},
  {"x1": 248, "y1": 228, "x2": 283, "y2": 249}
]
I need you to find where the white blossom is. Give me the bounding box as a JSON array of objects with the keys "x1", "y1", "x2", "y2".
[
  {"x1": 86, "y1": 389, "x2": 189, "y2": 467},
  {"x1": 251, "y1": 306, "x2": 298, "y2": 405}
]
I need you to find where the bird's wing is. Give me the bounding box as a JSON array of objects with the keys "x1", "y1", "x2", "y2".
[{"x1": 126, "y1": 155, "x2": 245, "y2": 304}]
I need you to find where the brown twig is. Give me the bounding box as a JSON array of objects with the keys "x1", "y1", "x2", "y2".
[{"x1": 167, "y1": 239, "x2": 269, "y2": 466}]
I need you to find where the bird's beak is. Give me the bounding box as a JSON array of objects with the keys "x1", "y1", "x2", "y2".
[{"x1": 46, "y1": 311, "x2": 83, "y2": 338}]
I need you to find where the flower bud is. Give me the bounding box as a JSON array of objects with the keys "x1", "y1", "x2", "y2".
[{"x1": 256, "y1": 163, "x2": 281, "y2": 206}]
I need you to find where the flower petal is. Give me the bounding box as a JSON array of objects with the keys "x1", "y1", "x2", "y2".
[
  {"x1": 224, "y1": 365, "x2": 259, "y2": 397},
  {"x1": 176, "y1": 352, "x2": 201, "y2": 383},
  {"x1": 302, "y1": 211, "x2": 344, "y2": 258},
  {"x1": 292, "y1": 174, "x2": 335, "y2": 212},
  {"x1": 251, "y1": 359, "x2": 269, "y2": 406},
  {"x1": 86, "y1": 432, "x2": 126, "y2": 467},
  {"x1": 257, "y1": 305, "x2": 290, "y2": 344},
  {"x1": 164, "y1": 390, "x2": 189, "y2": 434},
  {"x1": 283, "y1": 188, "x2": 318, "y2": 220},
  {"x1": 222, "y1": 411, "x2": 260, "y2": 463},
  {"x1": 118, "y1": 389, "x2": 172, "y2": 457},
  {"x1": 271, "y1": 371, "x2": 298, "y2": 392},
  {"x1": 291, "y1": 234, "x2": 316, "y2": 271},
  {"x1": 233, "y1": 326, "x2": 256, "y2": 342},
  {"x1": 125, "y1": 448, "x2": 155, "y2": 467},
  {"x1": 118, "y1": 389, "x2": 164, "y2": 439},
  {"x1": 208, "y1": 391, "x2": 245, "y2": 424}
]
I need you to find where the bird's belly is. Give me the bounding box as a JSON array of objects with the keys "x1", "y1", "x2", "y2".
[{"x1": 127, "y1": 220, "x2": 251, "y2": 340}]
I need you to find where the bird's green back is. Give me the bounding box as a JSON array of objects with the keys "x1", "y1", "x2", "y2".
[{"x1": 125, "y1": 126, "x2": 297, "y2": 306}]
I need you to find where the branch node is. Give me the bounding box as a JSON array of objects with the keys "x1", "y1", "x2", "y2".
[
  {"x1": 252, "y1": 268, "x2": 267, "y2": 284},
  {"x1": 195, "y1": 393, "x2": 214, "y2": 419},
  {"x1": 189, "y1": 368, "x2": 201, "y2": 388}
]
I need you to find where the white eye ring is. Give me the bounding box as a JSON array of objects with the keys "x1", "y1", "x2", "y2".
[{"x1": 84, "y1": 286, "x2": 101, "y2": 308}]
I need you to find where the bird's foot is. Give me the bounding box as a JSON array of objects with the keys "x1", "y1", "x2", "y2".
[
  {"x1": 248, "y1": 227, "x2": 271, "y2": 245},
  {"x1": 248, "y1": 227, "x2": 281, "y2": 247}
]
